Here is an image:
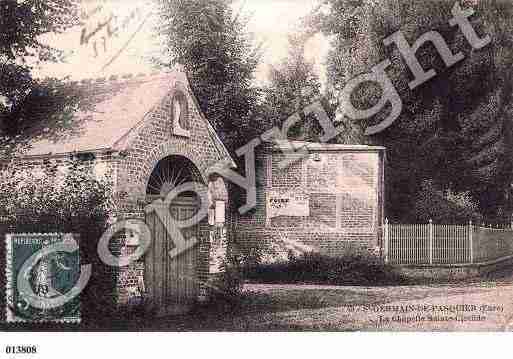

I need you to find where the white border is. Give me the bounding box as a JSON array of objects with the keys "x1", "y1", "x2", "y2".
[{"x1": 0, "y1": 333, "x2": 510, "y2": 359}]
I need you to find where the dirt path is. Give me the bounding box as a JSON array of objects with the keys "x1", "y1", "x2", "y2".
[
  {"x1": 243, "y1": 274, "x2": 513, "y2": 331},
  {"x1": 108, "y1": 267, "x2": 513, "y2": 331}
]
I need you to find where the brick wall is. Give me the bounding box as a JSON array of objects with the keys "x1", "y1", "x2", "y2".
[
  {"x1": 234, "y1": 143, "x2": 386, "y2": 262},
  {"x1": 109, "y1": 79, "x2": 229, "y2": 307}
]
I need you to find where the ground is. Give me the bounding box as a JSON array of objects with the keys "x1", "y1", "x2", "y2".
[
  {"x1": 7, "y1": 267, "x2": 512, "y2": 331},
  {"x1": 110, "y1": 265, "x2": 513, "y2": 331}
]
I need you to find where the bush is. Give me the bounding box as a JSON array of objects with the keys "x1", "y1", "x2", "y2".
[
  {"x1": 0, "y1": 159, "x2": 115, "y2": 323},
  {"x1": 243, "y1": 250, "x2": 407, "y2": 286},
  {"x1": 232, "y1": 238, "x2": 293, "y2": 267},
  {"x1": 413, "y1": 180, "x2": 483, "y2": 224},
  {"x1": 208, "y1": 264, "x2": 244, "y2": 301}
]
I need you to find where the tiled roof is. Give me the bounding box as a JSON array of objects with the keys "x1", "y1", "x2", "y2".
[{"x1": 22, "y1": 72, "x2": 181, "y2": 157}]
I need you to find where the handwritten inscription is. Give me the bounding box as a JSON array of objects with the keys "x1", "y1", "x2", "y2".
[{"x1": 79, "y1": 5, "x2": 145, "y2": 58}]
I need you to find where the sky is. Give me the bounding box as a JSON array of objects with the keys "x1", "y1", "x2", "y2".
[{"x1": 35, "y1": 0, "x2": 330, "y2": 85}]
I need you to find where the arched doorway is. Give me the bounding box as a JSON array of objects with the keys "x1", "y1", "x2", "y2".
[{"x1": 144, "y1": 155, "x2": 205, "y2": 316}]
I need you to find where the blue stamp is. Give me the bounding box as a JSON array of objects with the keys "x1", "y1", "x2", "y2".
[{"x1": 5, "y1": 233, "x2": 83, "y2": 323}]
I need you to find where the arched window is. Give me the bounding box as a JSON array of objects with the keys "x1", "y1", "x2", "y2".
[{"x1": 146, "y1": 155, "x2": 201, "y2": 200}]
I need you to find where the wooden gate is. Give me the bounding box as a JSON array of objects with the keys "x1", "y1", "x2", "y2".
[{"x1": 144, "y1": 197, "x2": 200, "y2": 316}]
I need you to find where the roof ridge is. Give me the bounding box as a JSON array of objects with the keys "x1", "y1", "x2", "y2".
[{"x1": 70, "y1": 70, "x2": 175, "y2": 87}]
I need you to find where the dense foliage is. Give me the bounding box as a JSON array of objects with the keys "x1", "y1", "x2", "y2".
[
  {"x1": 0, "y1": 0, "x2": 80, "y2": 134},
  {"x1": 413, "y1": 180, "x2": 483, "y2": 224},
  {"x1": 261, "y1": 33, "x2": 356, "y2": 144},
  {"x1": 0, "y1": 160, "x2": 111, "y2": 232},
  {"x1": 309, "y1": 0, "x2": 513, "y2": 222},
  {"x1": 244, "y1": 251, "x2": 407, "y2": 286},
  {"x1": 0, "y1": 160, "x2": 115, "y2": 322},
  {"x1": 0, "y1": 78, "x2": 87, "y2": 156},
  {"x1": 262, "y1": 34, "x2": 324, "y2": 140}
]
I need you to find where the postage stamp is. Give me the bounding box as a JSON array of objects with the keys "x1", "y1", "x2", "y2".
[{"x1": 5, "y1": 234, "x2": 82, "y2": 323}]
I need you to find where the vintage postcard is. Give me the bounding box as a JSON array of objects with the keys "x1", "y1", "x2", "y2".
[{"x1": 1, "y1": 0, "x2": 513, "y2": 350}]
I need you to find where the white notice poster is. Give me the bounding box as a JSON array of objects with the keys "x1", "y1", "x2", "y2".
[{"x1": 267, "y1": 192, "x2": 310, "y2": 218}]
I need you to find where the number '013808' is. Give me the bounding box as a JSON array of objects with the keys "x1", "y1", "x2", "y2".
[{"x1": 5, "y1": 345, "x2": 37, "y2": 354}]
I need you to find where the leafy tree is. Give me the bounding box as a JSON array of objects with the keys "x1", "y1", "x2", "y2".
[
  {"x1": 310, "y1": 0, "x2": 513, "y2": 221},
  {"x1": 263, "y1": 33, "x2": 323, "y2": 141},
  {"x1": 156, "y1": 0, "x2": 263, "y2": 151},
  {"x1": 414, "y1": 180, "x2": 482, "y2": 224},
  {"x1": 0, "y1": 78, "x2": 89, "y2": 158},
  {"x1": 262, "y1": 30, "x2": 360, "y2": 144},
  {"x1": 0, "y1": 0, "x2": 80, "y2": 135}
]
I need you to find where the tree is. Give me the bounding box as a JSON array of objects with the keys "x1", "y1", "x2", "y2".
[
  {"x1": 0, "y1": 78, "x2": 87, "y2": 157},
  {"x1": 263, "y1": 33, "x2": 323, "y2": 141},
  {"x1": 156, "y1": 0, "x2": 263, "y2": 152},
  {"x1": 310, "y1": 0, "x2": 513, "y2": 221},
  {"x1": 262, "y1": 30, "x2": 361, "y2": 144},
  {"x1": 0, "y1": 0, "x2": 80, "y2": 135}
]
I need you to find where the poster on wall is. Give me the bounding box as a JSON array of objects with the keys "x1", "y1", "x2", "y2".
[
  {"x1": 268, "y1": 152, "x2": 379, "y2": 232},
  {"x1": 336, "y1": 153, "x2": 378, "y2": 204},
  {"x1": 267, "y1": 191, "x2": 310, "y2": 218}
]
